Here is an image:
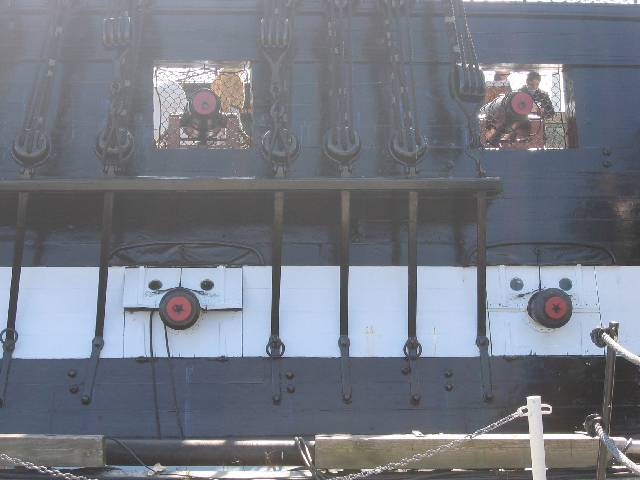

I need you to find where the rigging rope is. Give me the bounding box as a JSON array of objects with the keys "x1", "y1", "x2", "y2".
[
  {"x1": 591, "y1": 420, "x2": 640, "y2": 476},
  {"x1": 600, "y1": 332, "x2": 640, "y2": 367}
]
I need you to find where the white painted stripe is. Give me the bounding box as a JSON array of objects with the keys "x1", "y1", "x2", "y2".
[{"x1": 0, "y1": 265, "x2": 634, "y2": 359}]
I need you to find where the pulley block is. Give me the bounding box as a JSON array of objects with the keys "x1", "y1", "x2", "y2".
[
  {"x1": 527, "y1": 288, "x2": 573, "y2": 329},
  {"x1": 450, "y1": 64, "x2": 485, "y2": 102},
  {"x1": 12, "y1": 131, "x2": 51, "y2": 172},
  {"x1": 96, "y1": 127, "x2": 135, "y2": 172},
  {"x1": 389, "y1": 130, "x2": 428, "y2": 168},
  {"x1": 323, "y1": 127, "x2": 361, "y2": 167},
  {"x1": 102, "y1": 15, "x2": 132, "y2": 48},
  {"x1": 159, "y1": 288, "x2": 201, "y2": 331},
  {"x1": 261, "y1": 129, "x2": 300, "y2": 168}
]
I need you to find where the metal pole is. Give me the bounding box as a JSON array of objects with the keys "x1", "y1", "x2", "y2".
[
  {"x1": 596, "y1": 321, "x2": 619, "y2": 480},
  {"x1": 527, "y1": 395, "x2": 548, "y2": 480}
]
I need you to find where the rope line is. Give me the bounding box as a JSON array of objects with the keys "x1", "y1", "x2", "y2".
[
  {"x1": 592, "y1": 421, "x2": 640, "y2": 476},
  {"x1": 601, "y1": 332, "x2": 640, "y2": 367}
]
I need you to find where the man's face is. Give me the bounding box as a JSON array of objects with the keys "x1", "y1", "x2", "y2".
[{"x1": 527, "y1": 78, "x2": 540, "y2": 90}]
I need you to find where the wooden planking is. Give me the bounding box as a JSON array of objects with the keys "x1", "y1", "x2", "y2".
[
  {"x1": 0, "y1": 434, "x2": 105, "y2": 468},
  {"x1": 315, "y1": 433, "x2": 629, "y2": 470}
]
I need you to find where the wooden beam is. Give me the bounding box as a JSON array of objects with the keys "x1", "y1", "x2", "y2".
[
  {"x1": 314, "y1": 433, "x2": 634, "y2": 470},
  {"x1": 0, "y1": 434, "x2": 104, "y2": 468}
]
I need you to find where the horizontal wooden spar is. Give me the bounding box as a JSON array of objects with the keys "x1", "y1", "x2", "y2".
[
  {"x1": 0, "y1": 177, "x2": 502, "y2": 195},
  {"x1": 0, "y1": 434, "x2": 104, "y2": 468},
  {"x1": 315, "y1": 433, "x2": 640, "y2": 470}
]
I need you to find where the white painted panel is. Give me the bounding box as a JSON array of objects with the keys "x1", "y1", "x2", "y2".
[
  {"x1": 122, "y1": 267, "x2": 242, "y2": 310},
  {"x1": 242, "y1": 267, "x2": 340, "y2": 357},
  {"x1": 240, "y1": 266, "x2": 271, "y2": 357},
  {"x1": 489, "y1": 310, "x2": 602, "y2": 356},
  {"x1": 348, "y1": 267, "x2": 407, "y2": 357},
  {"x1": 487, "y1": 266, "x2": 598, "y2": 311},
  {"x1": 0, "y1": 268, "x2": 12, "y2": 331},
  {"x1": 596, "y1": 266, "x2": 640, "y2": 352},
  {"x1": 0, "y1": 265, "x2": 629, "y2": 359},
  {"x1": 418, "y1": 268, "x2": 478, "y2": 357},
  {"x1": 0, "y1": 267, "x2": 126, "y2": 359},
  {"x1": 181, "y1": 267, "x2": 243, "y2": 310},
  {"x1": 122, "y1": 267, "x2": 180, "y2": 308},
  {"x1": 245, "y1": 266, "x2": 478, "y2": 358},
  {"x1": 122, "y1": 309, "x2": 243, "y2": 358},
  {"x1": 487, "y1": 265, "x2": 601, "y2": 356}
]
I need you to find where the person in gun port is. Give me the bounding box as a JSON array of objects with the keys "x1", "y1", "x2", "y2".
[{"x1": 519, "y1": 71, "x2": 555, "y2": 119}]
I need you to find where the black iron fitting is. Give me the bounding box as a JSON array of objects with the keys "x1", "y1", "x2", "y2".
[
  {"x1": 0, "y1": 330, "x2": 18, "y2": 352},
  {"x1": 475, "y1": 193, "x2": 493, "y2": 401},
  {"x1": 12, "y1": 0, "x2": 72, "y2": 175},
  {"x1": 81, "y1": 336, "x2": 105, "y2": 405},
  {"x1": 0, "y1": 329, "x2": 19, "y2": 407},
  {"x1": 0, "y1": 192, "x2": 29, "y2": 408},
  {"x1": 403, "y1": 338, "x2": 423, "y2": 361},
  {"x1": 267, "y1": 335, "x2": 285, "y2": 405},
  {"x1": 403, "y1": 337, "x2": 422, "y2": 404},
  {"x1": 591, "y1": 323, "x2": 619, "y2": 348},
  {"x1": 382, "y1": 1, "x2": 427, "y2": 171},
  {"x1": 260, "y1": 0, "x2": 300, "y2": 175},
  {"x1": 97, "y1": 0, "x2": 147, "y2": 174},
  {"x1": 323, "y1": 0, "x2": 361, "y2": 173},
  {"x1": 81, "y1": 192, "x2": 114, "y2": 405},
  {"x1": 266, "y1": 335, "x2": 285, "y2": 358},
  {"x1": 584, "y1": 413, "x2": 603, "y2": 438},
  {"x1": 338, "y1": 335, "x2": 352, "y2": 403}
]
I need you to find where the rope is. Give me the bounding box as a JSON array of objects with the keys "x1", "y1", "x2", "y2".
[
  {"x1": 601, "y1": 332, "x2": 640, "y2": 367},
  {"x1": 592, "y1": 421, "x2": 640, "y2": 476}
]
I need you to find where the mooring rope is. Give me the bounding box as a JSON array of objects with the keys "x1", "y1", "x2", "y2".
[
  {"x1": 591, "y1": 420, "x2": 640, "y2": 476},
  {"x1": 600, "y1": 331, "x2": 640, "y2": 368}
]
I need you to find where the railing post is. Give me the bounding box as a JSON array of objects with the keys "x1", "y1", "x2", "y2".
[
  {"x1": 527, "y1": 395, "x2": 548, "y2": 480},
  {"x1": 596, "y1": 321, "x2": 619, "y2": 480}
]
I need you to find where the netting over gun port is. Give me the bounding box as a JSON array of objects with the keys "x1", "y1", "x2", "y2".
[
  {"x1": 479, "y1": 66, "x2": 578, "y2": 150},
  {"x1": 153, "y1": 62, "x2": 253, "y2": 150}
]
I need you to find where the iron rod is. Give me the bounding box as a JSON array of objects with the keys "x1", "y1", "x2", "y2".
[
  {"x1": 5, "y1": 192, "x2": 29, "y2": 341},
  {"x1": 407, "y1": 191, "x2": 418, "y2": 339},
  {"x1": 95, "y1": 192, "x2": 114, "y2": 338},
  {"x1": 476, "y1": 192, "x2": 487, "y2": 337},
  {"x1": 340, "y1": 191, "x2": 351, "y2": 336},
  {"x1": 271, "y1": 192, "x2": 284, "y2": 337},
  {"x1": 596, "y1": 321, "x2": 619, "y2": 480}
]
